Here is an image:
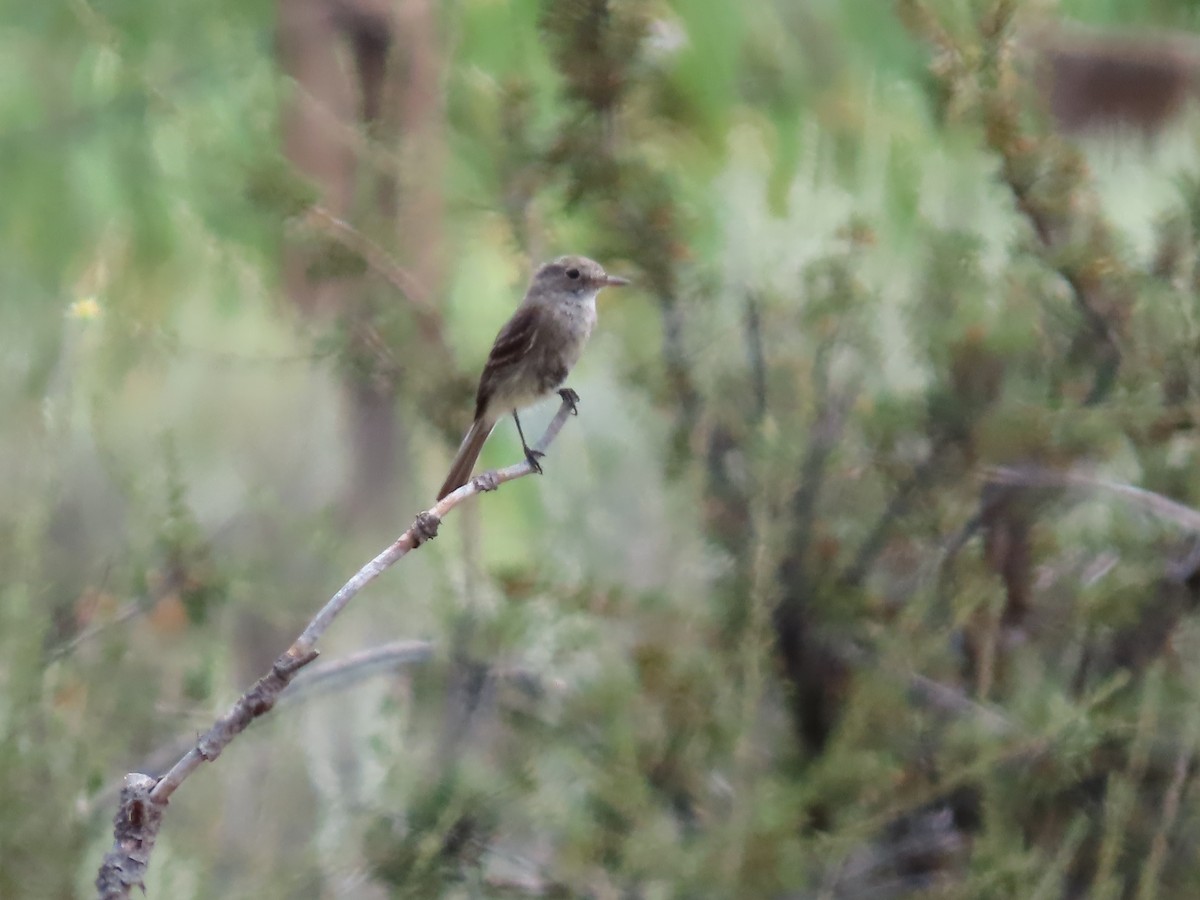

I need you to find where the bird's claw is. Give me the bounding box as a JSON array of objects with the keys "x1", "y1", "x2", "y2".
[
  {"x1": 523, "y1": 447, "x2": 545, "y2": 475},
  {"x1": 558, "y1": 388, "x2": 580, "y2": 415}
]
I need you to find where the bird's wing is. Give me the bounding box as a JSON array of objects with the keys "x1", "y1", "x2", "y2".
[{"x1": 474, "y1": 304, "x2": 540, "y2": 418}]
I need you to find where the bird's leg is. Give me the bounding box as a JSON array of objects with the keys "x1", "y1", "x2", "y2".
[
  {"x1": 557, "y1": 387, "x2": 580, "y2": 415},
  {"x1": 512, "y1": 411, "x2": 544, "y2": 474}
]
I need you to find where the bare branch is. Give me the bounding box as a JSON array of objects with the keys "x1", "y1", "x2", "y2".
[
  {"x1": 986, "y1": 465, "x2": 1200, "y2": 534},
  {"x1": 1135, "y1": 732, "x2": 1195, "y2": 900},
  {"x1": 906, "y1": 672, "x2": 1014, "y2": 736},
  {"x1": 85, "y1": 640, "x2": 436, "y2": 823},
  {"x1": 302, "y1": 204, "x2": 445, "y2": 340},
  {"x1": 51, "y1": 601, "x2": 142, "y2": 661},
  {"x1": 94, "y1": 775, "x2": 161, "y2": 900},
  {"x1": 286, "y1": 638, "x2": 435, "y2": 696},
  {"x1": 94, "y1": 396, "x2": 579, "y2": 899}
]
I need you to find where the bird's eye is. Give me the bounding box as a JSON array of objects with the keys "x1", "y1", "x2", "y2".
[{"x1": 566, "y1": 268, "x2": 581, "y2": 279}]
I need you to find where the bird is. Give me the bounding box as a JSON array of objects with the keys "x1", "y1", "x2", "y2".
[{"x1": 436, "y1": 255, "x2": 628, "y2": 500}]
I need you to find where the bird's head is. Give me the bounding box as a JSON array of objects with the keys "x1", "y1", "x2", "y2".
[{"x1": 530, "y1": 255, "x2": 629, "y2": 300}]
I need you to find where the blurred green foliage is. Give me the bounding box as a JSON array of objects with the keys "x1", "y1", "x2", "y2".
[{"x1": 6, "y1": 0, "x2": 1200, "y2": 897}]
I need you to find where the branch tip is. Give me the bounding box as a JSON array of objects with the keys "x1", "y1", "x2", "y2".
[{"x1": 277, "y1": 649, "x2": 319, "y2": 675}]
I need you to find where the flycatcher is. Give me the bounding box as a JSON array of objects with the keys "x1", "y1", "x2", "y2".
[{"x1": 436, "y1": 255, "x2": 628, "y2": 500}]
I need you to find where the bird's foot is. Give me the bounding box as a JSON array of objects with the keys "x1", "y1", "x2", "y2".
[
  {"x1": 523, "y1": 446, "x2": 545, "y2": 475},
  {"x1": 558, "y1": 387, "x2": 580, "y2": 415}
]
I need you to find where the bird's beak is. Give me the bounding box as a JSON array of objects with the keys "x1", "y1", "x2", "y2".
[{"x1": 602, "y1": 274, "x2": 630, "y2": 287}]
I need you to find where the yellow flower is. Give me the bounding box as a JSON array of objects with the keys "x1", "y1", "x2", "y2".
[{"x1": 67, "y1": 297, "x2": 102, "y2": 320}]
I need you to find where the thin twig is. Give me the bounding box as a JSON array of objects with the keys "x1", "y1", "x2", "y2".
[
  {"x1": 788, "y1": 344, "x2": 859, "y2": 565},
  {"x1": 838, "y1": 641, "x2": 1017, "y2": 737},
  {"x1": 94, "y1": 396, "x2": 578, "y2": 899},
  {"x1": 840, "y1": 448, "x2": 945, "y2": 589},
  {"x1": 742, "y1": 292, "x2": 768, "y2": 423},
  {"x1": 302, "y1": 205, "x2": 446, "y2": 342},
  {"x1": 287, "y1": 638, "x2": 435, "y2": 696},
  {"x1": 1134, "y1": 731, "x2": 1195, "y2": 900},
  {"x1": 986, "y1": 465, "x2": 1200, "y2": 534},
  {"x1": 906, "y1": 672, "x2": 1013, "y2": 735},
  {"x1": 51, "y1": 602, "x2": 143, "y2": 661}
]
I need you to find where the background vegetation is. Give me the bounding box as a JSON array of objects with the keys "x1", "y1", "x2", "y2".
[{"x1": 6, "y1": 0, "x2": 1200, "y2": 896}]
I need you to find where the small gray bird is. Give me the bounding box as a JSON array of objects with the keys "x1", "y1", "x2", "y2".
[{"x1": 437, "y1": 255, "x2": 628, "y2": 500}]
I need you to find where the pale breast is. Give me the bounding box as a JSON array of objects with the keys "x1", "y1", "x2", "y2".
[
  {"x1": 485, "y1": 294, "x2": 596, "y2": 415},
  {"x1": 531, "y1": 298, "x2": 595, "y2": 393}
]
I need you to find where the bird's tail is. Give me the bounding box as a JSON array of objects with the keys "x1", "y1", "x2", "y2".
[{"x1": 437, "y1": 418, "x2": 495, "y2": 500}]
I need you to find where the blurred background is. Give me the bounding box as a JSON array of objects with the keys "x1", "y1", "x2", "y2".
[{"x1": 8, "y1": 0, "x2": 1200, "y2": 896}]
